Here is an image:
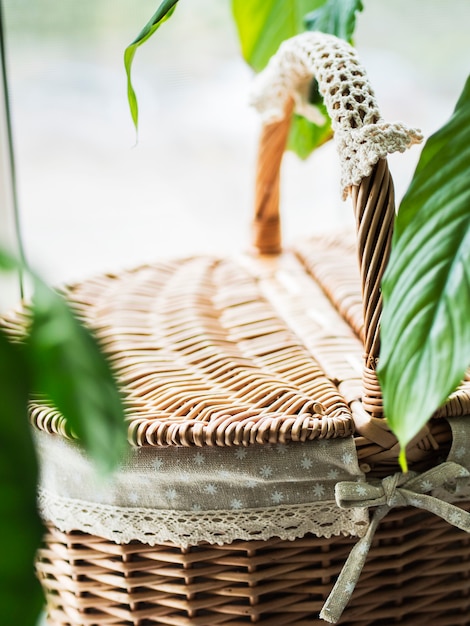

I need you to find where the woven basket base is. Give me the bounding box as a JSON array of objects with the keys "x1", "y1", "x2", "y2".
[{"x1": 38, "y1": 501, "x2": 470, "y2": 626}]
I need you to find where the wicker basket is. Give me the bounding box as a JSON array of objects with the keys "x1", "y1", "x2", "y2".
[{"x1": 9, "y1": 32, "x2": 470, "y2": 625}]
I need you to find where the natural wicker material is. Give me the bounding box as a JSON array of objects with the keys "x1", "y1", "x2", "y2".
[
  {"x1": 28, "y1": 246, "x2": 468, "y2": 468},
  {"x1": 30, "y1": 253, "x2": 356, "y2": 447},
  {"x1": 30, "y1": 251, "x2": 470, "y2": 625},
  {"x1": 255, "y1": 124, "x2": 395, "y2": 419},
  {"x1": 38, "y1": 502, "x2": 470, "y2": 625},
  {"x1": 15, "y1": 32, "x2": 470, "y2": 625}
]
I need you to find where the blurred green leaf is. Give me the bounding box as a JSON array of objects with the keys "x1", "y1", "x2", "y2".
[
  {"x1": 0, "y1": 247, "x2": 127, "y2": 622},
  {"x1": 0, "y1": 329, "x2": 44, "y2": 626},
  {"x1": 378, "y1": 75, "x2": 470, "y2": 459},
  {"x1": 0, "y1": 248, "x2": 127, "y2": 469},
  {"x1": 0, "y1": 247, "x2": 18, "y2": 272},
  {"x1": 125, "y1": 0, "x2": 178, "y2": 130},
  {"x1": 28, "y1": 280, "x2": 127, "y2": 473},
  {"x1": 232, "y1": 0, "x2": 326, "y2": 72},
  {"x1": 287, "y1": 110, "x2": 332, "y2": 160},
  {"x1": 305, "y1": 0, "x2": 364, "y2": 43}
]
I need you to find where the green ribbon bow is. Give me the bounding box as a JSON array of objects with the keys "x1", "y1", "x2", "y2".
[{"x1": 319, "y1": 461, "x2": 470, "y2": 624}]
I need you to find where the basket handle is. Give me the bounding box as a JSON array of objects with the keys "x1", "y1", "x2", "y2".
[{"x1": 251, "y1": 33, "x2": 422, "y2": 417}]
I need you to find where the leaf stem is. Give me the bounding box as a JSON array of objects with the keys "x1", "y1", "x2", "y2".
[{"x1": 398, "y1": 448, "x2": 409, "y2": 474}]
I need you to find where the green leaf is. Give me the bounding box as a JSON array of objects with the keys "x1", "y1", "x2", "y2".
[
  {"x1": 28, "y1": 280, "x2": 127, "y2": 473},
  {"x1": 231, "y1": 0, "x2": 327, "y2": 72},
  {"x1": 0, "y1": 247, "x2": 19, "y2": 272},
  {"x1": 378, "y1": 75, "x2": 470, "y2": 453},
  {"x1": 0, "y1": 248, "x2": 127, "y2": 470},
  {"x1": 125, "y1": 0, "x2": 179, "y2": 130},
  {"x1": 287, "y1": 110, "x2": 332, "y2": 160},
  {"x1": 0, "y1": 329, "x2": 44, "y2": 626},
  {"x1": 305, "y1": 0, "x2": 364, "y2": 43}
]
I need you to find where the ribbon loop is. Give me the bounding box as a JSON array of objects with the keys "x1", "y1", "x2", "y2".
[{"x1": 320, "y1": 462, "x2": 470, "y2": 624}]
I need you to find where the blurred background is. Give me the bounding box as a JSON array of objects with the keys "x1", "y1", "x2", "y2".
[{"x1": 2, "y1": 0, "x2": 470, "y2": 286}]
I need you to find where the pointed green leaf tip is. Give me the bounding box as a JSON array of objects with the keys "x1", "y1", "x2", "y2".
[
  {"x1": 125, "y1": 0, "x2": 179, "y2": 131},
  {"x1": 378, "y1": 75, "x2": 470, "y2": 458}
]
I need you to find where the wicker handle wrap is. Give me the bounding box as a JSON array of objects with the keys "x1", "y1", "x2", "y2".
[
  {"x1": 251, "y1": 32, "x2": 422, "y2": 205},
  {"x1": 251, "y1": 33, "x2": 422, "y2": 417}
]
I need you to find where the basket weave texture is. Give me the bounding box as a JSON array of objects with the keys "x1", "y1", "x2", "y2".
[
  {"x1": 4, "y1": 32, "x2": 470, "y2": 625},
  {"x1": 37, "y1": 502, "x2": 470, "y2": 626}
]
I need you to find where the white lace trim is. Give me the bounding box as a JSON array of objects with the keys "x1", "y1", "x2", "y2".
[
  {"x1": 38, "y1": 489, "x2": 369, "y2": 547},
  {"x1": 250, "y1": 32, "x2": 422, "y2": 197}
]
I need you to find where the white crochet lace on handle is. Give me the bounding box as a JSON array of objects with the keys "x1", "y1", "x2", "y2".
[{"x1": 250, "y1": 32, "x2": 423, "y2": 197}]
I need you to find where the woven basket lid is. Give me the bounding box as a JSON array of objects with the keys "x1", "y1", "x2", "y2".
[
  {"x1": 25, "y1": 244, "x2": 364, "y2": 449},
  {"x1": 7, "y1": 231, "x2": 465, "y2": 464}
]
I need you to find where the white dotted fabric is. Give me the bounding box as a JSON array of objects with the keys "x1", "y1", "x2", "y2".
[
  {"x1": 34, "y1": 417, "x2": 470, "y2": 548},
  {"x1": 251, "y1": 32, "x2": 423, "y2": 197},
  {"x1": 34, "y1": 430, "x2": 368, "y2": 546}
]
